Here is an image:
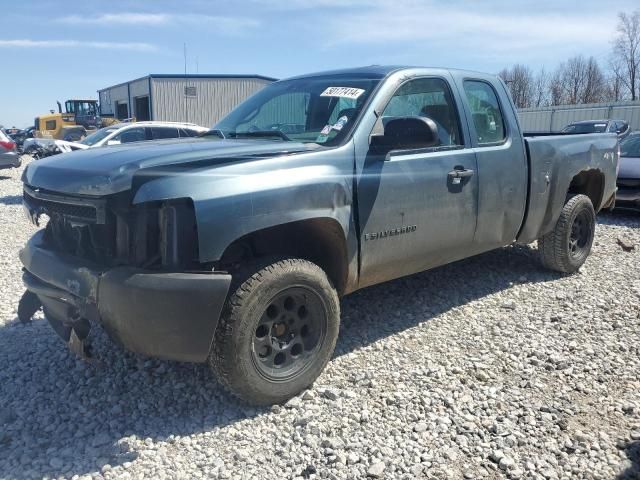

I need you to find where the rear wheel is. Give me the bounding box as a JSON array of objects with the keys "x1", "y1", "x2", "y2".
[
  {"x1": 209, "y1": 258, "x2": 340, "y2": 405},
  {"x1": 538, "y1": 194, "x2": 595, "y2": 273}
]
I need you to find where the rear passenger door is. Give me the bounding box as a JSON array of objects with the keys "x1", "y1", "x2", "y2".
[
  {"x1": 357, "y1": 76, "x2": 479, "y2": 287},
  {"x1": 456, "y1": 77, "x2": 528, "y2": 251}
]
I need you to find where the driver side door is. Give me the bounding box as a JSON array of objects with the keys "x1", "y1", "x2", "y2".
[{"x1": 357, "y1": 76, "x2": 479, "y2": 288}]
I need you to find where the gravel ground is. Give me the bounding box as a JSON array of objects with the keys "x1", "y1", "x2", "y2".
[{"x1": 1, "y1": 157, "x2": 639, "y2": 480}]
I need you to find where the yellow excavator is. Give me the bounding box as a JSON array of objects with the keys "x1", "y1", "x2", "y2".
[{"x1": 34, "y1": 99, "x2": 119, "y2": 141}]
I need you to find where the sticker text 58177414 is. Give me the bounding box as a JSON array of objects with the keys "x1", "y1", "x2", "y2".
[{"x1": 320, "y1": 87, "x2": 365, "y2": 99}]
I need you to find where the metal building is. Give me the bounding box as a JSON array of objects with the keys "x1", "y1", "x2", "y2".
[
  {"x1": 518, "y1": 100, "x2": 640, "y2": 133},
  {"x1": 97, "y1": 74, "x2": 277, "y2": 127}
]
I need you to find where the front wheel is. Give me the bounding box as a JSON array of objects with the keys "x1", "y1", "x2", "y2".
[
  {"x1": 209, "y1": 258, "x2": 340, "y2": 405},
  {"x1": 538, "y1": 194, "x2": 595, "y2": 273}
]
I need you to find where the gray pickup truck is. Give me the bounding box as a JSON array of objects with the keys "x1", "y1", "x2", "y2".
[{"x1": 19, "y1": 66, "x2": 618, "y2": 405}]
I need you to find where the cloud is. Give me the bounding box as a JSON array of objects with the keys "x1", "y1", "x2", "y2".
[
  {"x1": 59, "y1": 13, "x2": 167, "y2": 25},
  {"x1": 57, "y1": 13, "x2": 259, "y2": 33},
  {"x1": 0, "y1": 39, "x2": 157, "y2": 51},
  {"x1": 322, "y1": 1, "x2": 619, "y2": 60}
]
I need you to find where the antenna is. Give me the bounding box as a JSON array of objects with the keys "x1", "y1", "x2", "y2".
[{"x1": 183, "y1": 42, "x2": 188, "y2": 123}]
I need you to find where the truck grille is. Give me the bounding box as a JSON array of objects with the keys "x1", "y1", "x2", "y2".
[
  {"x1": 23, "y1": 186, "x2": 105, "y2": 224},
  {"x1": 23, "y1": 191, "x2": 97, "y2": 222}
]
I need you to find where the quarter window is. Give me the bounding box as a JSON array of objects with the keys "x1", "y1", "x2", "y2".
[
  {"x1": 382, "y1": 78, "x2": 462, "y2": 146},
  {"x1": 464, "y1": 80, "x2": 506, "y2": 145},
  {"x1": 115, "y1": 127, "x2": 147, "y2": 144}
]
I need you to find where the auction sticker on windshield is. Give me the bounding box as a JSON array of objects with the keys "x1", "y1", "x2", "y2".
[{"x1": 320, "y1": 87, "x2": 365, "y2": 99}]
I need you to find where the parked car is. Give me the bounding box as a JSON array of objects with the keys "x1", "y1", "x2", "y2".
[
  {"x1": 562, "y1": 119, "x2": 630, "y2": 139},
  {"x1": 23, "y1": 121, "x2": 208, "y2": 158},
  {"x1": 616, "y1": 131, "x2": 640, "y2": 211},
  {"x1": 0, "y1": 130, "x2": 20, "y2": 169},
  {"x1": 8, "y1": 126, "x2": 35, "y2": 153},
  {"x1": 19, "y1": 66, "x2": 618, "y2": 405}
]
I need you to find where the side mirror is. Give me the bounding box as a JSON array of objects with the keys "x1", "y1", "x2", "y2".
[
  {"x1": 106, "y1": 139, "x2": 121, "y2": 146},
  {"x1": 370, "y1": 116, "x2": 439, "y2": 152}
]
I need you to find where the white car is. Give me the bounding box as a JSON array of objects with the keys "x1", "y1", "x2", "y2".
[{"x1": 24, "y1": 121, "x2": 209, "y2": 155}]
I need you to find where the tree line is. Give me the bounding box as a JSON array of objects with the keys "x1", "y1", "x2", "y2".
[{"x1": 498, "y1": 10, "x2": 639, "y2": 108}]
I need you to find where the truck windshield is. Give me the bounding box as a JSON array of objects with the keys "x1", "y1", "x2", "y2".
[
  {"x1": 80, "y1": 126, "x2": 118, "y2": 146},
  {"x1": 213, "y1": 75, "x2": 382, "y2": 145}
]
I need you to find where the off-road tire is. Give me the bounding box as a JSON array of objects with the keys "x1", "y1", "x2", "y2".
[
  {"x1": 538, "y1": 194, "x2": 595, "y2": 273},
  {"x1": 209, "y1": 258, "x2": 340, "y2": 405}
]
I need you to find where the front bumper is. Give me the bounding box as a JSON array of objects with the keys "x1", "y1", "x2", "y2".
[{"x1": 20, "y1": 230, "x2": 231, "y2": 362}]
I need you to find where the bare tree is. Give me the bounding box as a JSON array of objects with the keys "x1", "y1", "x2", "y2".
[
  {"x1": 607, "y1": 56, "x2": 626, "y2": 101},
  {"x1": 550, "y1": 55, "x2": 607, "y2": 105},
  {"x1": 582, "y1": 57, "x2": 607, "y2": 103},
  {"x1": 549, "y1": 69, "x2": 565, "y2": 106},
  {"x1": 498, "y1": 64, "x2": 534, "y2": 108},
  {"x1": 612, "y1": 10, "x2": 640, "y2": 100},
  {"x1": 532, "y1": 68, "x2": 549, "y2": 107}
]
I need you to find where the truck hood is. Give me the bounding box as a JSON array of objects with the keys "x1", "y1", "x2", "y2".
[
  {"x1": 618, "y1": 155, "x2": 640, "y2": 180},
  {"x1": 23, "y1": 138, "x2": 317, "y2": 196}
]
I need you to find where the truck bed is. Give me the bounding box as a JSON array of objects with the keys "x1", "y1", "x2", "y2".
[{"x1": 517, "y1": 133, "x2": 618, "y2": 244}]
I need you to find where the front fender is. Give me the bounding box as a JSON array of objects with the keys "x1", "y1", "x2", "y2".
[{"x1": 131, "y1": 149, "x2": 354, "y2": 263}]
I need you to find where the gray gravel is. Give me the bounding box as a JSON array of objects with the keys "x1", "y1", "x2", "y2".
[{"x1": 1, "y1": 157, "x2": 639, "y2": 479}]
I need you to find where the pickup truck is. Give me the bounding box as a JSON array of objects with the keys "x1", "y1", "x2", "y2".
[{"x1": 19, "y1": 66, "x2": 618, "y2": 405}]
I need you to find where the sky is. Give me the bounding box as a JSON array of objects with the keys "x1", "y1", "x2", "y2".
[{"x1": 1, "y1": 0, "x2": 638, "y2": 127}]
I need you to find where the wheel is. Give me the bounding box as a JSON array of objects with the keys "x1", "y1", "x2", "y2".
[
  {"x1": 209, "y1": 258, "x2": 340, "y2": 405},
  {"x1": 538, "y1": 194, "x2": 595, "y2": 273}
]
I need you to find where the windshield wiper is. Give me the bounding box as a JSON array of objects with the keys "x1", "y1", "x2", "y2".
[{"x1": 233, "y1": 130, "x2": 291, "y2": 141}]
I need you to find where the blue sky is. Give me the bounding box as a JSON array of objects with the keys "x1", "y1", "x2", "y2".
[{"x1": 1, "y1": 0, "x2": 637, "y2": 127}]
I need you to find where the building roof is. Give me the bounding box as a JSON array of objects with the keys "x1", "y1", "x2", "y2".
[{"x1": 98, "y1": 73, "x2": 278, "y2": 92}]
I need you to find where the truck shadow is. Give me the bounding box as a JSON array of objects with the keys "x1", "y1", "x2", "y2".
[
  {"x1": 0, "y1": 241, "x2": 559, "y2": 478},
  {"x1": 617, "y1": 438, "x2": 640, "y2": 479},
  {"x1": 0, "y1": 195, "x2": 22, "y2": 205},
  {"x1": 3, "y1": 208, "x2": 639, "y2": 478}
]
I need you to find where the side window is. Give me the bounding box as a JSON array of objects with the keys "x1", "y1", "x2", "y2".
[
  {"x1": 114, "y1": 127, "x2": 147, "y2": 144},
  {"x1": 382, "y1": 77, "x2": 462, "y2": 146},
  {"x1": 151, "y1": 127, "x2": 179, "y2": 140},
  {"x1": 463, "y1": 80, "x2": 506, "y2": 145}
]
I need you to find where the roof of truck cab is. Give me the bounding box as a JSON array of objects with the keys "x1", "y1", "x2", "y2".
[{"x1": 284, "y1": 65, "x2": 498, "y2": 80}]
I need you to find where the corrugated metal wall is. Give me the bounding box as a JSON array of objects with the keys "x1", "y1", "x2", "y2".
[
  {"x1": 98, "y1": 84, "x2": 129, "y2": 118},
  {"x1": 519, "y1": 101, "x2": 640, "y2": 132},
  {"x1": 151, "y1": 77, "x2": 272, "y2": 126}
]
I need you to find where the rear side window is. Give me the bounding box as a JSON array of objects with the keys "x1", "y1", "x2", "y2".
[
  {"x1": 464, "y1": 80, "x2": 506, "y2": 145},
  {"x1": 151, "y1": 127, "x2": 179, "y2": 140},
  {"x1": 115, "y1": 127, "x2": 147, "y2": 144}
]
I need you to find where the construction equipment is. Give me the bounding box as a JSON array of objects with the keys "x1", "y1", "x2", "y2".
[{"x1": 34, "y1": 99, "x2": 118, "y2": 141}]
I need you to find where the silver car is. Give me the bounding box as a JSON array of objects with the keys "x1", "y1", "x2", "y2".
[{"x1": 0, "y1": 130, "x2": 20, "y2": 169}]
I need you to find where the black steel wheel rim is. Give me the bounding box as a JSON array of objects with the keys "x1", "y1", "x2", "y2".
[
  {"x1": 251, "y1": 286, "x2": 327, "y2": 382},
  {"x1": 569, "y1": 210, "x2": 592, "y2": 258}
]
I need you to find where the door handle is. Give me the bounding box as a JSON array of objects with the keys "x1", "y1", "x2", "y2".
[{"x1": 448, "y1": 168, "x2": 474, "y2": 185}]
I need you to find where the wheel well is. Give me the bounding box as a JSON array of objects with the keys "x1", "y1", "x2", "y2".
[
  {"x1": 218, "y1": 218, "x2": 349, "y2": 295},
  {"x1": 567, "y1": 170, "x2": 604, "y2": 211}
]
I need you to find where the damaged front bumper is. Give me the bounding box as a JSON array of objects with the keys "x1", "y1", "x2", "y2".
[{"x1": 20, "y1": 230, "x2": 231, "y2": 363}]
